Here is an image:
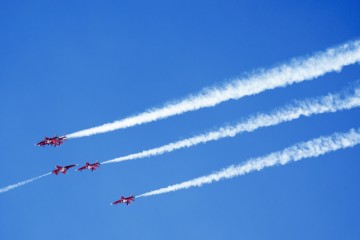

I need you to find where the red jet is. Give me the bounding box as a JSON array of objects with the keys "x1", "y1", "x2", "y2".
[
  {"x1": 52, "y1": 164, "x2": 77, "y2": 175},
  {"x1": 36, "y1": 136, "x2": 67, "y2": 147},
  {"x1": 111, "y1": 195, "x2": 135, "y2": 205},
  {"x1": 77, "y1": 161, "x2": 100, "y2": 172}
]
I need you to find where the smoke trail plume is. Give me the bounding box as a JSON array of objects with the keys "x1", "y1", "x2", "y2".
[
  {"x1": 137, "y1": 128, "x2": 360, "y2": 197},
  {"x1": 0, "y1": 172, "x2": 52, "y2": 194},
  {"x1": 67, "y1": 39, "x2": 360, "y2": 139},
  {"x1": 102, "y1": 85, "x2": 360, "y2": 164}
]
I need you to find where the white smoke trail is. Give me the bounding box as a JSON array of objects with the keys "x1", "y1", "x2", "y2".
[
  {"x1": 67, "y1": 39, "x2": 360, "y2": 139},
  {"x1": 0, "y1": 172, "x2": 52, "y2": 194},
  {"x1": 101, "y1": 85, "x2": 360, "y2": 164},
  {"x1": 137, "y1": 128, "x2": 360, "y2": 197}
]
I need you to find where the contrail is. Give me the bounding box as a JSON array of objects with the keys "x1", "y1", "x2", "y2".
[
  {"x1": 101, "y1": 84, "x2": 360, "y2": 164},
  {"x1": 137, "y1": 128, "x2": 360, "y2": 198},
  {"x1": 67, "y1": 39, "x2": 360, "y2": 139},
  {"x1": 0, "y1": 172, "x2": 52, "y2": 194}
]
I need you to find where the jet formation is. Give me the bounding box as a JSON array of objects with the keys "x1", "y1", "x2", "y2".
[{"x1": 38, "y1": 136, "x2": 133, "y2": 206}]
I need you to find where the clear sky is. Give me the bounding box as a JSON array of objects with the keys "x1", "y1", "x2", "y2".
[{"x1": 1, "y1": 1, "x2": 360, "y2": 239}]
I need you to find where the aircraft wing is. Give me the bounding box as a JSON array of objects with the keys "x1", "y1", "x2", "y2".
[{"x1": 77, "y1": 166, "x2": 86, "y2": 171}]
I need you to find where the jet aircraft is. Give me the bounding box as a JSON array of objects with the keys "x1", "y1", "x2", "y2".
[
  {"x1": 77, "y1": 161, "x2": 100, "y2": 172},
  {"x1": 52, "y1": 164, "x2": 77, "y2": 175},
  {"x1": 111, "y1": 195, "x2": 135, "y2": 205},
  {"x1": 36, "y1": 136, "x2": 67, "y2": 147}
]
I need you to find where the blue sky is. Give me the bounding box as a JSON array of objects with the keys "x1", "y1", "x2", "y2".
[{"x1": 1, "y1": 1, "x2": 360, "y2": 239}]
